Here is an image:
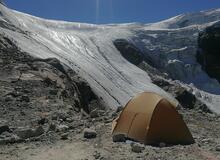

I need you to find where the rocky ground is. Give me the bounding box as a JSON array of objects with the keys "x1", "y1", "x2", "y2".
[
  {"x1": 0, "y1": 34, "x2": 220, "y2": 160},
  {"x1": 0, "y1": 108, "x2": 220, "y2": 160}
]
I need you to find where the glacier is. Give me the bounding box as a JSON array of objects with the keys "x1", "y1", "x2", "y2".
[{"x1": 0, "y1": 4, "x2": 220, "y2": 113}]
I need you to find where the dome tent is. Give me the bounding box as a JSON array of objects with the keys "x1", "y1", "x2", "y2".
[{"x1": 112, "y1": 92, "x2": 194, "y2": 145}]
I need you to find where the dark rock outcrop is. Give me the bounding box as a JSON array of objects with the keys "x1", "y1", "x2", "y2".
[
  {"x1": 83, "y1": 128, "x2": 97, "y2": 139},
  {"x1": 150, "y1": 75, "x2": 211, "y2": 112},
  {"x1": 0, "y1": 34, "x2": 102, "y2": 144},
  {"x1": 0, "y1": 125, "x2": 10, "y2": 134},
  {"x1": 175, "y1": 88, "x2": 196, "y2": 109},
  {"x1": 197, "y1": 21, "x2": 220, "y2": 82},
  {"x1": 113, "y1": 39, "x2": 144, "y2": 65}
]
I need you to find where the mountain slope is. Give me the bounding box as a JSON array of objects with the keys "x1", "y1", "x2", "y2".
[{"x1": 0, "y1": 4, "x2": 220, "y2": 113}]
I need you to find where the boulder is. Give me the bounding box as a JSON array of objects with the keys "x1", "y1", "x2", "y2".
[
  {"x1": 15, "y1": 128, "x2": 32, "y2": 139},
  {"x1": 175, "y1": 88, "x2": 196, "y2": 109},
  {"x1": 33, "y1": 126, "x2": 44, "y2": 137},
  {"x1": 93, "y1": 151, "x2": 101, "y2": 159},
  {"x1": 4, "y1": 95, "x2": 13, "y2": 102},
  {"x1": 83, "y1": 128, "x2": 97, "y2": 139},
  {"x1": 60, "y1": 133, "x2": 69, "y2": 140},
  {"x1": 15, "y1": 126, "x2": 44, "y2": 139},
  {"x1": 216, "y1": 145, "x2": 220, "y2": 152},
  {"x1": 0, "y1": 125, "x2": 10, "y2": 134}
]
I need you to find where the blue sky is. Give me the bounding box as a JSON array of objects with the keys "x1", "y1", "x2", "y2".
[{"x1": 5, "y1": 0, "x2": 220, "y2": 24}]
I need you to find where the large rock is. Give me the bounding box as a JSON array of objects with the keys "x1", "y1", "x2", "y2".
[
  {"x1": 175, "y1": 88, "x2": 196, "y2": 109},
  {"x1": 15, "y1": 126, "x2": 44, "y2": 139},
  {"x1": 0, "y1": 125, "x2": 10, "y2": 134},
  {"x1": 112, "y1": 134, "x2": 126, "y2": 142},
  {"x1": 216, "y1": 145, "x2": 220, "y2": 152},
  {"x1": 131, "y1": 143, "x2": 145, "y2": 153},
  {"x1": 0, "y1": 134, "x2": 21, "y2": 145},
  {"x1": 83, "y1": 128, "x2": 97, "y2": 139},
  {"x1": 197, "y1": 21, "x2": 220, "y2": 82}
]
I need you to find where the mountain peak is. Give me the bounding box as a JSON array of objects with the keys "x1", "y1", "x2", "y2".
[{"x1": 0, "y1": 0, "x2": 6, "y2": 6}]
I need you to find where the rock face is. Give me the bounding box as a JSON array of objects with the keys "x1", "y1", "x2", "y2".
[
  {"x1": 197, "y1": 22, "x2": 220, "y2": 82},
  {"x1": 113, "y1": 39, "x2": 144, "y2": 65}
]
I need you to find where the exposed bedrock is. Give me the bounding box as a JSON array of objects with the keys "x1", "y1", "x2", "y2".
[{"x1": 197, "y1": 21, "x2": 220, "y2": 82}]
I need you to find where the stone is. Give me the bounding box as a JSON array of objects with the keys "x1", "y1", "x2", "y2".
[
  {"x1": 201, "y1": 138, "x2": 212, "y2": 144},
  {"x1": 131, "y1": 143, "x2": 145, "y2": 153},
  {"x1": 93, "y1": 151, "x2": 101, "y2": 159},
  {"x1": 33, "y1": 126, "x2": 44, "y2": 137},
  {"x1": 51, "y1": 114, "x2": 58, "y2": 120},
  {"x1": 20, "y1": 95, "x2": 30, "y2": 102},
  {"x1": 83, "y1": 128, "x2": 97, "y2": 139},
  {"x1": 175, "y1": 89, "x2": 196, "y2": 109},
  {"x1": 90, "y1": 109, "x2": 99, "y2": 118},
  {"x1": 49, "y1": 89, "x2": 58, "y2": 95},
  {"x1": 215, "y1": 145, "x2": 220, "y2": 152},
  {"x1": 66, "y1": 105, "x2": 73, "y2": 110},
  {"x1": 15, "y1": 126, "x2": 44, "y2": 139},
  {"x1": 38, "y1": 117, "x2": 48, "y2": 125},
  {"x1": 0, "y1": 134, "x2": 21, "y2": 145},
  {"x1": 65, "y1": 118, "x2": 73, "y2": 123},
  {"x1": 4, "y1": 95, "x2": 13, "y2": 102},
  {"x1": 15, "y1": 128, "x2": 33, "y2": 139},
  {"x1": 0, "y1": 125, "x2": 10, "y2": 134},
  {"x1": 60, "y1": 133, "x2": 69, "y2": 140},
  {"x1": 48, "y1": 123, "x2": 56, "y2": 132},
  {"x1": 112, "y1": 134, "x2": 126, "y2": 142},
  {"x1": 56, "y1": 124, "x2": 69, "y2": 132}
]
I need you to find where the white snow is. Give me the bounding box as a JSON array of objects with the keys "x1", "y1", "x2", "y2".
[{"x1": 0, "y1": 4, "x2": 220, "y2": 113}]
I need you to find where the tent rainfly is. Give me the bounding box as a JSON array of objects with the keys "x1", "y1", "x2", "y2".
[{"x1": 112, "y1": 92, "x2": 194, "y2": 145}]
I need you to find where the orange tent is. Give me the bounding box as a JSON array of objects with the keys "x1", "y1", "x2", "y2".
[{"x1": 112, "y1": 92, "x2": 194, "y2": 145}]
